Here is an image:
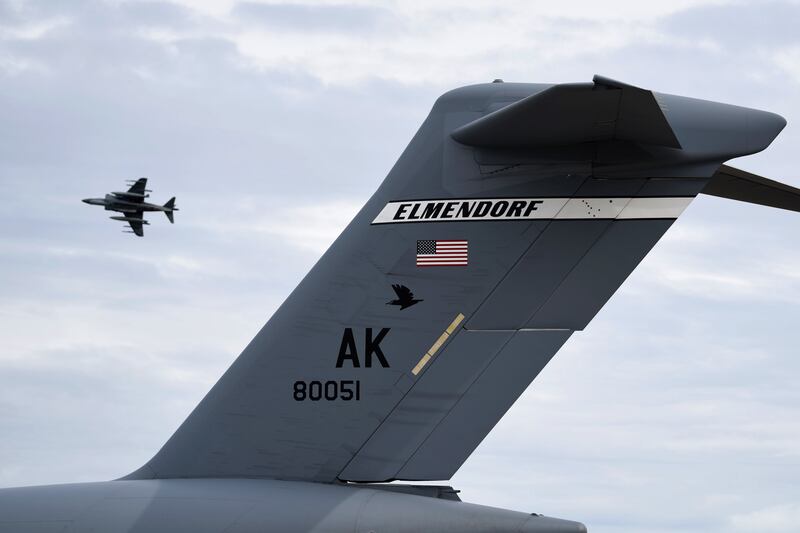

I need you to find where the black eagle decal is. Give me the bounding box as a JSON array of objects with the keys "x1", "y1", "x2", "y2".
[{"x1": 387, "y1": 284, "x2": 422, "y2": 310}]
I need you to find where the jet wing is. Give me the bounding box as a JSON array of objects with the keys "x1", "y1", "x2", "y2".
[
  {"x1": 127, "y1": 212, "x2": 144, "y2": 237},
  {"x1": 127, "y1": 177, "x2": 147, "y2": 196},
  {"x1": 112, "y1": 178, "x2": 149, "y2": 202}
]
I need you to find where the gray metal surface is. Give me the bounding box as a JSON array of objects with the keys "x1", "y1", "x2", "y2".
[
  {"x1": 341, "y1": 330, "x2": 514, "y2": 481},
  {"x1": 452, "y1": 75, "x2": 682, "y2": 149},
  {"x1": 0, "y1": 480, "x2": 586, "y2": 533},
  {"x1": 704, "y1": 164, "x2": 800, "y2": 212},
  {"x1": 398, "y1": 329, "x2": 574, "y2": 480}
]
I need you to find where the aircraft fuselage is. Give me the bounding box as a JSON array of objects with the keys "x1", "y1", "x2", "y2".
[
  {"x1": 81, "y1": 194, "x2": 171, "y2": 213},
  {"x1": 0, "y1": 479, "x2": 585, "y2": 533}
]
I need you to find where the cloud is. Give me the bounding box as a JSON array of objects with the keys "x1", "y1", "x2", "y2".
[
  {"x1": 192, "y1": 198, "x2": 362, "y2": 253},
  {"x1": 730, "y1": 503, "x2": 800, "y2": 533},
  {"x1": 233, "y1": 1, "x2": 393, "y2": 34},
  {"x1": 663, "y1": 1, "x2": 800, "y2": 49}
]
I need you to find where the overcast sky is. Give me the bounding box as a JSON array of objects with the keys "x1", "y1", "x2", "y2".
[{"x1": 1, "y1": 1, "x2": 800, "y2": 532}]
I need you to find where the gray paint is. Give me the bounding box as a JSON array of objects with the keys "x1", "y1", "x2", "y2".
[
  {"x1": 398, "y1": 329, "x2": 574, "y2": 480},
  {"x1": 468, "y1": 221, "x2": 612, "y2": 330},
  {"x1": 341, "y1": 330, "x2": 514, "y2": 481},
  {"x1": 0, "y1": 480, "x2": 587, "y2": 533},
  {"x1": 526, "y1": 219, "x2": 676, "y2": 330},
  {"x1": 452, "y1": 76, "x2": 682, "y2": 149},
  {"x1": 703, "y1": 164, "x2": 800, "y2": 212}
]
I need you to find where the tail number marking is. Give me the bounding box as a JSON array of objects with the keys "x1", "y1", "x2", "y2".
[
  {"x1": 336, "y1": 327, "x2": 391, "y2": 368},
  {"x1": 293, "y1": 380, "x2": 361, "y2": 402}
]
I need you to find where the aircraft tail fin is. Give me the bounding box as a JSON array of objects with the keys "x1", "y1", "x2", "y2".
[
  {"x1": 163, "y1": 197, "x2": 176, "y2": 223},
  {"x1": 127, "y1": 77, "x2": 789, "y2": 485}
]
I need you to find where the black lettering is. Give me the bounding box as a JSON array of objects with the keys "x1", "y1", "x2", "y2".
[
  {"x1": 292, "y1": 380, "x2": 362, "y2": 401},
  {"x1": 490, "y1": 200, "x2": 510, "y2": 217},
  {"x1": 422, "y1": 202, "x2": 444, "y2": 219},
  {"x1": 408, "y1": 203, "x2": 421, "y2": 220},
  {"x1": 473, "y1": 201, "x2": 492, "y2": 218},
  {"x1": 441, "y1": 202, "x2": 457, "y2": 219},
  {"x1": 324, "y1": 381, "x2": 338, "y2": 400},
  {"x1": 508, "y1": 200, "x2": 526, "y2": 217},
  {"x1": 340, "y1": 380, "x2": 354, "y2": 401},
  {"x1": 456, "y1": 201, "x2": 475, "y2": 218},
  {"x1": 393, "y1": 203, "x2": 411, "y2": 220},
  {"x1": 365, "y1": 327, "x2": 391, "y2": 368},
  {"x1": 524, "y1": 200, "x2": 543, "y2": 217},
  {"x1": 293, "y1": 381, "x2": 307, "y2": 401},
  {"x1": 336, "y1": 328, "x2": 360, "y2": 367},
  {"x1": 309, "y1": 380, "x2": 322, "y2": 401}
]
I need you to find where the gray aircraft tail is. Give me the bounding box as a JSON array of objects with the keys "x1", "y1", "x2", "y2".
[
  {"x1": 127, "y1": 76, "x2": 792, "y2": 484},
  {"x1": 163, "y1": 197, "x2": 176, "y2": 223}
]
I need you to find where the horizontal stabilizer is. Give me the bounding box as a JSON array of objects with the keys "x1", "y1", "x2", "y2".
[
  {"x1": 702, "y1": 165, "x2": 800, "y2": 212},
  {"x1": 451, "y1": 75, "x2": 681, "y2": 149}
]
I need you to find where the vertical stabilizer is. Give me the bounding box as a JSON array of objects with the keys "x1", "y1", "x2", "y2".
[
  {"x1": 127, "y1": 77, "x2": 787, "y2": 484},
  {"x1": 163, "y1": 197, "x2": 176, "y2": 223}
]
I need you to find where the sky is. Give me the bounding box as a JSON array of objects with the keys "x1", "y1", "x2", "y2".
[{"x1": 1, "y1": 0, "x2": 800, "y2": 531}]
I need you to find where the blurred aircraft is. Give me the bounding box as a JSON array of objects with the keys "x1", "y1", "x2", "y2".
[{"x1": 83, "y1": 177, "x2": 177, "y2": 236}]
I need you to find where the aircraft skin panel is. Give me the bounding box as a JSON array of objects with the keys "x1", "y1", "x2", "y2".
[
  {"x1": 526, "y1": 219, "x2": 676, "y2": 330},
  {"x1": 466, "y1": 220, "x2": 613, "y2": 331},
  {"x1": 450, "y1": 76, "x2": 681, "y2": 150},
  {"x1": 340, "y1": 330, "x2": 514, "y2": 481},
  {"x1": 397, "y1": 329, "x2": 573, "y2": 480}
]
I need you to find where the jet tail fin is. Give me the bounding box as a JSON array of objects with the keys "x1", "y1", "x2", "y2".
[
  {"x1": 163, "y1": 197, "x2": 176, "y2": 223},
  {"x1": 702, "y1": 165, "x2": 800, "y2": 212}
]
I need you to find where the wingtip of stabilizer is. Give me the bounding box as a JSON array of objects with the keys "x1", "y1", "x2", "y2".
[{"x1": 702, "y1": 164, "x2": 800, "y2": 213}]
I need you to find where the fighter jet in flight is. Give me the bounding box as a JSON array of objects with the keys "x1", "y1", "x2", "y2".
[
  {"x1": 82, "y1": 177, "x2": 177, "y2": 236},
  {"x1": 3, "y1": 76, "x2": 800, "y2": 532}
]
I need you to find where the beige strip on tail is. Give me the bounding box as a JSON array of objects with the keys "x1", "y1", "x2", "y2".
[{"x1": 412, "y1": 313, "x2": 465, "y2": 376}]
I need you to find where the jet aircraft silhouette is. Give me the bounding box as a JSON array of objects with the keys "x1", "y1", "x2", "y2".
[{"x1": 83, "y1": 177, "x2": 177, "y2": 236}]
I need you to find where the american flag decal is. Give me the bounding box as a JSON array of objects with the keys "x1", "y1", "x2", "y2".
[{"x1": 416, "y1": 240, "x2": 468, "y2": 266}]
